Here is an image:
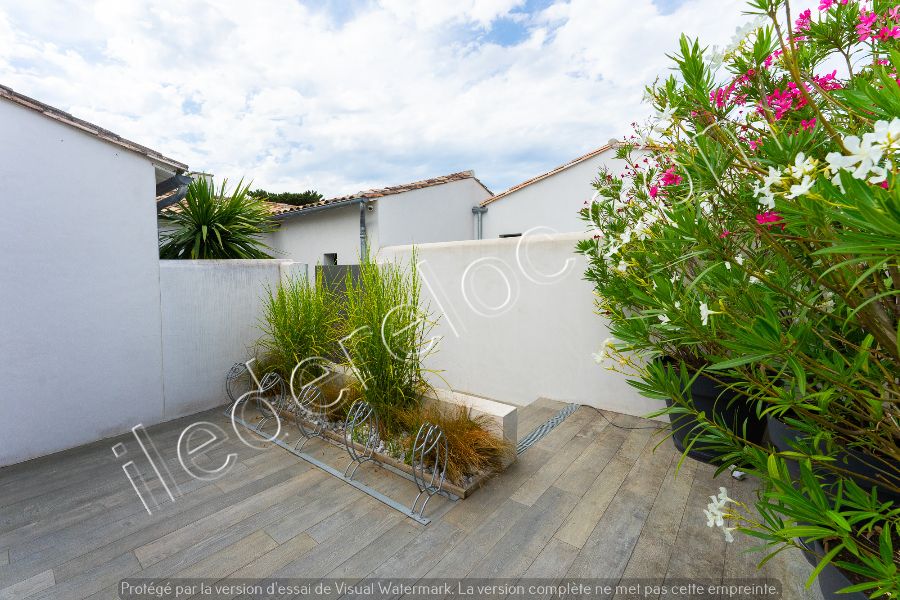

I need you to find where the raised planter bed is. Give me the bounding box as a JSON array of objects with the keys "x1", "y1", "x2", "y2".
[
  {"x1": 229, "y1": 360, "x2": 519, "y2": 505},
  {"x1": 258, "y1": 386, "x2": 518, "y2": 499}
]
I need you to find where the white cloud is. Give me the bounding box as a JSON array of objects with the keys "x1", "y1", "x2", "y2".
[{"x1": 0, "y1": 0, "x2": 753, "y2": 194}]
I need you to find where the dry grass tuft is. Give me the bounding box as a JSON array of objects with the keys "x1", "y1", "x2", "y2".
[{"x1": 399, "y1": 403, "x2": 514, "y2": 485}]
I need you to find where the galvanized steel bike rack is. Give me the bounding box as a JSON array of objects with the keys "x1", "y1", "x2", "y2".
[
  {"x1": 342, "y1": 400, "x2": 379, "y2": 480},
  {"x1": 225, "y1": 361, "x2": 457, "y2": 525},
  {"x1": 411, "y1": 422, "x2": 449, "y2": 519}
]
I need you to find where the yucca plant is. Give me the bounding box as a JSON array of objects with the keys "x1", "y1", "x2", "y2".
[
  {"x1": 342, "y1": 254, "x2": 439, "y2": 431},
  {"x1": 257, "y1": 271, "x2": 341, "y2": 382},
  {"x1": 159, "y1": 177, "x2": 275, "y2": 259}
]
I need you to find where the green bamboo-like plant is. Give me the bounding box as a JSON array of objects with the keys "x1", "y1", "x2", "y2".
[
  {"x1": 159, "y1": 177, "x2": 275, "y2": 259},
  {"x1": 258, "y1": 270, "x2": 341, "y2": 381},
  {"x1": 342, "y1": 253, "x2": 439, "y2": 431}
]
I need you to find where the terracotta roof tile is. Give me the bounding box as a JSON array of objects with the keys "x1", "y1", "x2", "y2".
[{"x1": 270, "y1": 170, "x2": 490, "y2": 219}]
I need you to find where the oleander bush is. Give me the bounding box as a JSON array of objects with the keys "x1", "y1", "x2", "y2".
[{"x1": 578, "y1": 0, "x2": 899, "y2": 595}]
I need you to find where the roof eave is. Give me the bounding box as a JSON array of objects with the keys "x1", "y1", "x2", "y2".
[
  {"x1": 0, "y1": 84, "x2": 188, "y2": 172},
  {"x1": 271, "y1": 196, "x2": 366, "y2": 221},
  {"x1": 479, "y1": 143, "x2": 622, "y2": 207}
]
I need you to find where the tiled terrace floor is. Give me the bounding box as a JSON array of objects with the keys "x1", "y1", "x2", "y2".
[{"x1": 0, "y1": 399, "x2": 822, "y2": 599}]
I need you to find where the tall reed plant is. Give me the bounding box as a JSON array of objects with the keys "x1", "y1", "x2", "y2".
[
  {"x1": 258, "y1": 271, "x2": 341, "y2": 382},
  {"x1": 342, "y1": 254, "x2": 438, "y2": 430}
]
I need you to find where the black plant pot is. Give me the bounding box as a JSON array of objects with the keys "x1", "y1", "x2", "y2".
[
  {"x1": 768, "y1": 415, "x2": 900, "y2": 505},
  {"x1": 797, "y1": 539, "x2": 866, "y2": 600},
  {"x1": 665, "y1": 371, "x2": 766, "y2": 465}
]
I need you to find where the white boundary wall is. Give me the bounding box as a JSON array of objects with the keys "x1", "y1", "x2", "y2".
[
  {"x1": 1, "y1": 100, "x2": 167, "y2": 467},
  {"x1": 379, "y1": 233, "x2": 664, "y2": 418},
  {"x1": 159, "y1": 260, "x2": 306, "y2": 419}
]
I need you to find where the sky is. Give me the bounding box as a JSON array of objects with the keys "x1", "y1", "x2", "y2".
[{"x1": 0, "y1": 0, "x2": 756, "y2": 196}]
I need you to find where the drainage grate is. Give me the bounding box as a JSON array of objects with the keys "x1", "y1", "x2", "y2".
[{"x1": 516, "y1": 403, "x2": 579, "y2": 455}]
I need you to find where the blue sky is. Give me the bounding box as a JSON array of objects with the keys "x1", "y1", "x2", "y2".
[{"x1": 0, "y1": 0, "x2": 750, "y2": 195}]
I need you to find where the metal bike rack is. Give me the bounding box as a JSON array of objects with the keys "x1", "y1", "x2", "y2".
[
  {"x1": 342, "y1": 400, "x2": 379, "y2": 480},
  {"x1": 411, "y1": 422, "x2": 449, "y2": 519},
  {"x1": 225, "y1": 361, "x2": 457, "y2": 525}
]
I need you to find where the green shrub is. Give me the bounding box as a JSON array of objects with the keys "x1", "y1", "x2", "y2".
[{"x1": 577, "y1": 0, "x2": 900, "y2": 593}]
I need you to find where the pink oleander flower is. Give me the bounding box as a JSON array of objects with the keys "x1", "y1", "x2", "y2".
[
  {"x1": 878, "y1": 25, "x2": 900, "y2": 40},
  {"x1": 649, "y1": 185, "x2": 659, "y2": 198},
  {"x1": 795, "y1": 9, "x2": 812, "y2": 32},
  {"x1": 801, "y1": 118, "x2": 817, "y2": 131},
  {"x1": 749, "y1": 138, "x2": 762, "y2": 151},
  {"x1": 819, "y1": 0, "x2": 848, "y2": 10},
  {"x1": 756, "y1": 211, "x2": 783, "y2": 227},
  {"x1": 719, "y1": 230, "x2": 731, "y2": 238},
  {"x1": 660, "y1": 167, "x2": 683, "y2": 186},
  {"x1": 813, "y1": 70, "x2": 843, "y2": 91},
  {"x1": 858, "y1": 10, "x2": 879, "y2": 41},
  {"x1": 763, "y1": 49, "x2": 783, "y2": 69}
]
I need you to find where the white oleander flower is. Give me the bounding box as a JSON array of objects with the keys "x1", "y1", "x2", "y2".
[
  {"x1": 763, "y1": 166, "x2": 782, "y2": 189},
  {"x1": 703, "y1": 487, "x2": 735, "y2": 542},
  {"x1": 872, "y1": 118, "x2": 900, "y2": 151},
  {"x1": 658, "y1": 314, "x2": 670, "y2": 324},
  {"x1": 844, "y1": 134, "x2": 884, "y2": 180},
  {"x1": 653, "y1": 105, "x2": 676, "y2": 133},
  {"x1": 592, "y1": 338, "x2": 616, "y2": 365},
  {"x1": 788, "y1": 152, "x2": 818, "y2": 178},
  {"x1": 868, "y1": 165, "x2": 888, "y2": 185},
  {"x1": 699, "y1": 301, "x2": 713, "y2": 325},
  {"x1": 787, "y1": 175, "x2": 814, "y2": 199}
]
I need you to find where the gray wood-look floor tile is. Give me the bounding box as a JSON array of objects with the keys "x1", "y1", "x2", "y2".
[{"x1": 0, "y1": 404, "x2": 822, "y2": 600}]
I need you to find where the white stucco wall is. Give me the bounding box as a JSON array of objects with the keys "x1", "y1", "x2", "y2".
[
  {"x1": 0, "y1": 99, "x2": 167, "y2": 466},
  {"x1": 159, "y1": 260, "x2": 306, "y2": 418},
  {"x1": 379, "y1": 233, "x2": 663, "y2": 418},
  {"x1": 267, "y1": 203, "x2": 366, "y2": 267},
  {"x1": 482, "y1": 149, "x2": 629, "y2": 239},
  {"x1": 376, "y1": 178, "x2": 490, "y2": 247},
  {"x1": 267, "y1": 178, "x2": 492, "y2": 266}
]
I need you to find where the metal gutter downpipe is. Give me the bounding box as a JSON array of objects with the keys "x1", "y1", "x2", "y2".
[
  {"x1": 359, "y1": 199, "x2": 368, "y2": 262},
  {"x1": 471, "y1": 205, "x2": 488, "y2": 240}
]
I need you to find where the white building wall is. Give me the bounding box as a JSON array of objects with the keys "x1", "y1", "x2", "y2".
[
  {"x1": 376, "y1": 178, "x2": 490, "y2": 247},
  {"x1": 0, "y1": 100, "x2": 167, "y2": 466},
  {"x1": 267, "y1": 203, "x2": 366, "y2": 266},
  {"x1": 482, "y1": 150, "x2": 629, "y2": 239},
  {"x1": 380, "y1": 233, "x2": 663, "y2": 418},
  {"x1": 159, "y1": 260, "x2": 305, "y2": 418}
]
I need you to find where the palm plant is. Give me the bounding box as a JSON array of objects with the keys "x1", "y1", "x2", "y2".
[{"x1": 159, "y1": 177, "x2": 275, "y2": 259}]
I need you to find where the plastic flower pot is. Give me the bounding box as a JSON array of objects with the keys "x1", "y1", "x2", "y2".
[
  {"x1": 767, "y1": 415, "x2": 900, "y2": 505},
  {"x1": 796, "y1": 539, "x2": 866, "y2": 600},
  {"x1": 665, "y1": 371, "x2": 766, "y2": 465}
]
